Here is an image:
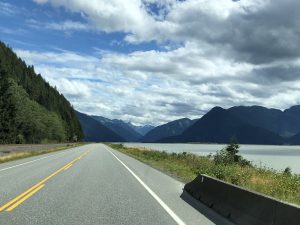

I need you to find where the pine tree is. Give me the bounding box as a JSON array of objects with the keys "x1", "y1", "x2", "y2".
[{"x1": 0, "y1": 41, "x2": 83, "y2": 143}]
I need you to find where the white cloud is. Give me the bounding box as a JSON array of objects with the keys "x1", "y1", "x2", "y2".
[
  {"x1": 23, "y1": 0, "x2": 300, "y2": 125},
  {"x1": 15, "y1": 44, "x2": 300, "y2": 125},
  {"x1": 31, "y1": 0, "x2": 300, "y2": 63},
  {"x1": 27, "y1": 19, "x2": 91, "y2": 32},
  {"x1": 33, "y1": 0, "x2": 156, "y2": 35}
]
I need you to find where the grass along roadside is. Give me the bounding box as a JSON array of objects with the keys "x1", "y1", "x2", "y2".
[
  {"x1": 0, "y1": 143, "x2": 86, "y2": 164},
  {"x1": 107, "y1": 143, "x2": 300, "y2": 206}
]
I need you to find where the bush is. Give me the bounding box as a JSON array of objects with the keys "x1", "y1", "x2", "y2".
[
  {"x1": 283, "y1": 167, "x2": 292, "y2": 176},
  {"x1": 214, "y1": 139, "x2": 251, "y2": 167},
  {"x1": 16, "y1": 134, "x2": 25, "y2": 144}
]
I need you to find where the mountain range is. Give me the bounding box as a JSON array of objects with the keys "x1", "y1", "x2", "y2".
[
  {"x1": 76, "y1": 112, "x2": 154, "y2": 142},
  {"x1": 91, "y1": 115, "x2": 143, "y2": 141},
  {"x1": 75, "y1": 111, "x2": 125, "y2": 142},
  {"x1": 140, "y1": 118, "x2": 197, "y2": 142},
  {"x1": 4, "y1": 39, "x2": 300, "y2": 145},
  {"x1": 159, "y1": 106, "x2": 300, "y2": 144},
  {"x1": 228, "y1": 106, "x2": 300, "y2": 138},
  {"x1": 77, "y1": 105, "x2": 300, "y2": 145}
]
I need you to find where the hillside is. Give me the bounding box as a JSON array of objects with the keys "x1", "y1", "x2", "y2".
[
  {"x1": 91, "y1": 116, "x2": 142, "y2": 141},
  {"x1": 0, "y1": 42, "x2": 82, "y2": 144},
  {"x1": 160, "y1": 107, "x2": 284, "y2": 144},
  {"x1": 141, "y1": 118, "x2": 196, "y2": 142},
  {"x1": 76, "y1": 112, "x2": 125, "y2": 142},
  {"x1": 228, "y1": 105, "x2": 300, "y2": 137},
  {"x1": 288, "y1": 132, "x2": 300, "y2": 145},
  {"x1": 128, "y1": 124, "x2": 154, "y2": 136}
]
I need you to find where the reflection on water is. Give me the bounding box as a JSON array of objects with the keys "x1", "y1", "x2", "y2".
[{"x1": 123, "y1": 143, "x2": 300, "y2": 173}]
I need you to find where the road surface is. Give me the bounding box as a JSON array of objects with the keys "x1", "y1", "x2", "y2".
[{"x1": 0, "y1": 143, "x2": 233, "y2": 225}]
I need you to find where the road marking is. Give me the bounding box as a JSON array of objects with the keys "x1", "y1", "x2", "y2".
[
  {"x1": 0, "y1": 148, "x2": 79, "y2": 173},
  {"x1": 6, "y1": 184, "x2": 45, "y2": 211},
  {"x1": 106, "y1": 147, "x2": 186, "y2": 225},
  {"x1": 0, "y1": 181, "x2": 44, "y2": 211},
  {"x1": 64, "y1": 164, "x2": 73, "y2": 170},
  {"x1": 0, "y1": 151, "x2": 89, "y2": 212}
]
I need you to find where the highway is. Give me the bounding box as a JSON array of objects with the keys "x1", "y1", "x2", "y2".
[{"x1": 0, "y1": 144, "x2": 233, "y2": 225}]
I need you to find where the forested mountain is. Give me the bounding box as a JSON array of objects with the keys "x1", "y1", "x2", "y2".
[
  {"x1": 160, "y1": 107, "x2": 284, "y2": 144},
  {"x1": 141, "y1": 118, "x2": 196, "y2": 142},
  {"x1": 288, "y1": 132, "x2": 300, "y2": 145},
  {"x1": 91, "y1": 116, "x2": 142, "y2": 141},
  {"x1": 0, "y1": 41, "x2": 83, "y2": 144},
  {"x1": 76, "y1": 112, "x2": 125, "y2": 142},
  {"x1": 228, "y1": 106, "x2": 300, "y2": 137}
]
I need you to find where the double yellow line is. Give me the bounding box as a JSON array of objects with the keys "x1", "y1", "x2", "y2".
[{"x1": 0, "y1": 151, "x2": 90, "y2": 212}]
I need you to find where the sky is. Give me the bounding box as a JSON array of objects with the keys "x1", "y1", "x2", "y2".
[{"x1": 0, "y1": 0, "x2": 300, "y2": 125}]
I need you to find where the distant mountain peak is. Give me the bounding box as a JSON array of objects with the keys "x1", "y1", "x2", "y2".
[
  {"x1": 91, "y1": 115, "x2": 142, "y2": 142},
  {"x1": 284, "y1": 105, "x2": 300, "y2": 113},
  {"x1": 141, "y1": 117, "x2": 195, "y2": 142},
  {"x1": 159, "y1": 106, "x2": 283, "y2": 144},
  {"x1": 76, "y1": 104, "x2": 300, "y2": 144},
  {"x1": 76, "y1": 111, "x2": 125, "y2": 142}
]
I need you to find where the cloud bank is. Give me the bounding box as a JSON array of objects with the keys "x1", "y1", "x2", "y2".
[{"x1": 20, "y1": 0, "x2": 300, "y2": 125}]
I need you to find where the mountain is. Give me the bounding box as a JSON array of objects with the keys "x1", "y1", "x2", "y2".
[
  {"x1": 288, "y1": 132, "x2": 300, "y2": 145},
  {"x1": 282, "y1": 106, "x2": 300, "y2": 136},
  {"x1": 228, "y1": 105, "x2": 300, "y2": 137},
  {"x1": 160, "y1": 107, "x2": 284, "y2": 144},
  {"x1": 91, "y1": 116, "x2": 142, "y2": 141},
  {"x1": 129, "y1": 124, "x2": 155, "y2": 136},
  {"x1": 141, "y1": 118, "x2": 196, "y2": 142},
  {"x1": 76, "y1": 112, "x2": 125, "y2": 142},
  {"x1": 0, "y1": 41, "x2": 83, "y2": 144}
]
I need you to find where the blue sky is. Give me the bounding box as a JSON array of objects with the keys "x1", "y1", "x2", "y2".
[
  {"x1": 0, "y1": 0, "x2": 158, "y2": 54},
  {"x1": 1, "y1": 0, "x2": 300, "y2": 125}
]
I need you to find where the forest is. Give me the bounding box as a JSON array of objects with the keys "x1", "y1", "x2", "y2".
[{"x1": 0, "y1": 41, "x2": 83, "y2": 144}]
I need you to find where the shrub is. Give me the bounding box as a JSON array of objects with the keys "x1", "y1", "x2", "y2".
[
  {"x1": 214, "y1": 139, "x2": 251, "y2": 167},
  {"x1": 283, "y1": 166, "x2": 292, "y2": 176}
]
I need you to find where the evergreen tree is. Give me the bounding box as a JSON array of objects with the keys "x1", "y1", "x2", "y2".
[{"x1": 0, "y1": 41, "x2": 83, "y2": 143}]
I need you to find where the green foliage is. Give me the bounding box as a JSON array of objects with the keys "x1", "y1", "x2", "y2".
[
  {"x1": 108, "y1": 143, "x2": 300, "y2": 205},
  {"x1": 214, "y1": 138, "x2": 251, "y2": 166},
  {"x1": 0, "y1": 41, "x2": 83, "y2": 143},
  {"x1": 0, "y1": 143, "x2": 84, "y2": 164},
  {"x1": 0, "y1": 72, "x2": 17, "y2": 143},
  {"x1": 283, "y1": 166, "x2": 292, "y2": 176}
]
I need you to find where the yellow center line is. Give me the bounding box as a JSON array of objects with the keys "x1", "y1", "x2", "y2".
[
  {"x1": 5, "y1": 184, "x2": 45, "y2": 212},
  {"x1": 0, "y1": 150, "x2": 90, "y2": 212},
  {"x1": 63, "y1": 164, "x2": 73, "y2": 171}
]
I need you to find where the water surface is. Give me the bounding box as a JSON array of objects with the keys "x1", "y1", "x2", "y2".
[{"x1": 123, "y1": 143, "x2": 300, "y2": 173}]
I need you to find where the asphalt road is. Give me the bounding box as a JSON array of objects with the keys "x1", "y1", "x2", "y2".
[{"x1": 0, "y1": 143, "x2": 233, "y2": 225}]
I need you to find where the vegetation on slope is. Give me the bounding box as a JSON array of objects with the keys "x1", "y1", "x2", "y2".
[
  {"x1": 161, "y1": 107, "x2": 284, "y2": 144},
  {"x1": 0, "y1": 41, "x2": 83, "y2": 143},
  {"x1": 107, "y1": 142, "x2": 300, "y2": 206},
  {"x1": 0, "y1": 143, "x2": 85, "y2": 164},
  {"x1": 76, "y1": 111, "x2": 125, "y2": 142}
]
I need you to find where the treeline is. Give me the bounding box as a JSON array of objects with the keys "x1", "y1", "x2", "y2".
[{"x1": 0, "y1": 41, "x2": 83, "y2": 144}]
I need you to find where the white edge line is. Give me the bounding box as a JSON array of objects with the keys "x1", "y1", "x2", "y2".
[
  {"x1": 105, "y1": 146, "x2": 186, "y2": 225},
  {"x1": 0, "y1": 147, "x2": 78, "y2": 172}
]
